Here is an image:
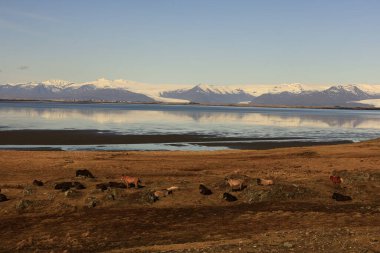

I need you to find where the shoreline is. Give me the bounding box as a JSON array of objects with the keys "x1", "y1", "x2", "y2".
[{"x1": 0, "y1": 129, "x2": 352, "y2": 150}]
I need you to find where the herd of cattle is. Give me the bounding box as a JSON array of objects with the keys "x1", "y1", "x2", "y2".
[{"x1": 0, "y1": 170, "x2": 352, "y2": 204}]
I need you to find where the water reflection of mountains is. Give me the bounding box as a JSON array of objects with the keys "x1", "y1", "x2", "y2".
[
  {"x1": 165, "y1": 111, "x2": 380, "y2": 129},
  {"x1": 2, "y1": 107, "x2": 380, "y2": 129}
]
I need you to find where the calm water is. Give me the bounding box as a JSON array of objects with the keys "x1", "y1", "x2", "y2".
[{"x1": 1, "y1": 102, "x2": 380, "y2": 150}]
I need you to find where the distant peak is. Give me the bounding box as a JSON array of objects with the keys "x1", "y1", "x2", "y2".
[
  {"x1": 193, "y1": 83, "x2": 233, "y2": 94},
  {"x1": 195, "y1": 83, "x2": 213, "y2": 89},
  {"x1": 42, "y1": 79, "x2": 73, "y2": 86},
  {"x1": 270, "y1": 83, "x2": 305, "y2": 94},
  {"x1": 95, "y1": 77, "x2": 112, "y2": 83},
  {"x1": 330, "y1": 84, "x2": 358, "y2": 91}
]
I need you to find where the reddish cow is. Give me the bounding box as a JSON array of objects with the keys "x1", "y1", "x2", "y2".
[
  {"x1": 330, "y1": 176, "x2": 343, "y2": 184},
  {"x1": 121, "y1": 175, "x2": 141, "y2": 189}
]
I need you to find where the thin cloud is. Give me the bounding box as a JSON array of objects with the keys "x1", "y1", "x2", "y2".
[
  {"x1": 0, "y1": 7, "x2": 57, "y2": 23},
  {"x1": 0, "y1": 18, "x2": 41, "y2": 36},
  {"x1": 19, "y1": 66, "x2": 29, "y2": 70},
  {"x1": 0, "y1": 7, "x2": 58, "y2": 36}
]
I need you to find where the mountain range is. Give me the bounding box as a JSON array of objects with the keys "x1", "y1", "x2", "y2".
[{"x1": 1, "y1": 79, "x2": 380, "y2": 107}]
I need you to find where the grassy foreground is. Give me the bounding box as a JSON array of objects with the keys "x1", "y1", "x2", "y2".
[{"x1": 1, "y1": 140, "x2": 380, "y2": 252}]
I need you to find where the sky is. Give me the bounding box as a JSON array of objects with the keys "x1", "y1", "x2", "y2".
[{"x1": 0, "y1": 0, "x2": 380, "y2": 85}]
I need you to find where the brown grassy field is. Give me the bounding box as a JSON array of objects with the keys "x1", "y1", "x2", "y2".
[{"x1": 1, "y1": 140, "x2": 380, "y2": 252}]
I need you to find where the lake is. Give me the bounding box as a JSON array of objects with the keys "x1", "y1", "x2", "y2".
[{"x1": 1, "y1": 101, "x2": 380, "y2": 150}]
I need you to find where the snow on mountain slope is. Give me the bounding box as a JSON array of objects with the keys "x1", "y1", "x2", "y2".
[
  {"x1": 80, "y1": 78, "x2": 191, "y2": 103},
  {"x1": 252, "y1": 84, "x2": 378, "y2": 107},
  {"x1": 0, "y1": 79, "x2": 155, "y2": 102},
  {"x1": 240, "y1": 83, "x2": 327, "y2": 96},
  {"x1": 41, "y1": 79, "x2": 75, "y2": 88},
  {"x1": 192, "y1": 84, "x2": 244, "y2": 94},
  {"x1": 160, "y1": 84, "x2": 255, "y2": 104}
]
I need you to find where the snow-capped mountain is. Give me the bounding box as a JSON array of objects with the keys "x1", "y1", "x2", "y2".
[
  {"x1": 79, "y1": 78, "x2": 191, "y2": 103},
  {"x1": 1, "y1": 79, "x2": 380, "y2": 107},
  {"x1": 0, "y1": 79, "x2": 155, "y2": 102},
  {"x1": 252, "y1": 84, "x2": 378, "y2": 107},
  {"x1": 160, "y1": 84, "x2": 255, "y2": 104}
]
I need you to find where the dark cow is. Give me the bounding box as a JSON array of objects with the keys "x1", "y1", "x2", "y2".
[
  {"x1": 223, "y1": 192, "x2": 237, "y2": 202},
  {"x1": 96, "y1": 183, "x2": 109, "y2": 191},
  {"x1": 332, "y1": 192, "x2": 352, "y2": 201},
  {"x1": 76, "y1": 169, "x2": 95, "y2": 178},
  {"x1": 96, "y1": 182, "x2": 127, "y2": 191},
  {"x1": 330, "y1": 176, "x2": 343, "y2": 184},
  {"x1": 148, "y1": 192, "x2": 159, "y2": 202},
  {"x1": 199, "y1": 184, "x2": 212, "y2": 195},
  {"x1": 0, "y1": 193, "x2": 8, "y2": 202},
  {"x1": 55, "y1": 182, "x2": 73, "y2": 191},
  {"x1": 108, "y1": 182, "x2": 127, "y2": 189},
  {"x1": 55, "y1": 182, "x2": 85, "y2": 191},
  {"x1": 73, "y1": 181, "x2": 86, "y2": 190},
  {"x1": 33, "y1": 180, "x2": 44, "y2": 187}
]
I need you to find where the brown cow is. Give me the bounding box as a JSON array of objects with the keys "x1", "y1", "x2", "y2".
[
  {"x1": 166, "y1": 186, "x2": 179, "y2": 192},
  {"x1": 226, "y1": 178, "x2": 245, "y2": 191},
  {"x1": 153, "y1": 189, "x2": 171, "y2": 198},
  {"x1": 121, "y1": 175, "x2": 141, "y2": 189},
  {"x1": 257, "y1": 178, "x2": 274, "y2": 186}
]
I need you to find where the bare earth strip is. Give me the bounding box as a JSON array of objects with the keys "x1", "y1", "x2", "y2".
[{"x1": 0, "y1": 140, "x2": 380, "y2": 252}]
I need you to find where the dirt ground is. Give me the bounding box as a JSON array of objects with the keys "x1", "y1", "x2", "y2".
[{"x1": 1, "y1": 140, "x2": 380, "y2": 252}]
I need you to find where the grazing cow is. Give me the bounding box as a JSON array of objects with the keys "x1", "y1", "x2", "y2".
[
  {"x1": 330, "y1": 176, "x2": 343, "y2": 184},
  {"x1": 148, "y1": 192, "x2": 159, "y2": 202},
  {"x1": 166, "y1": 186, "x2": 179, "y2": 192},
  {"x1": 121, "y1": 175, "x2": 141, "y2": 189},
  {"x1": 0, "y1": 193, "x2": 8, "y2": 202},
  {"x1": 199, "y1": 184, "x2": 212, "y2": 195},
  {"x1": 332, "y1": 192, "x2": 352, "y2": 201},
  {"x1": 96, "y1": 182, "x2": 127, "y2": 191},
  {"x1": 153, "y1": 190, "x2": 171, "y2": 199},
  {"x1": 223, "y1": 192, "x2": 237, "y2": 202},
  {"x1": 73, "y1": 181, "x2": 86, "y2": 190},
  {"x1": 108, "y1": 182, "x2": 127, "y2": 189},
  {"x1": 257, "y1": 178, "x2": 274, "y2": 186},
  {"x1": 226, "y1": 178, "x2": 245, "y2": 191},
  {"x1": 33, "y1": 180, "x2": 44, "y2": 187},
  {"x1": 96, "y1": 183, "x2": 109, "y2": 191},
  {"x1": 55, "y1": 182, "x2": 73, "y2": 191},
  {"x1": 55, "y1": 182, "x2": 85, "y2": 191},
  {"x1": 76, "y1": 169, "x2": 95, "y2": 178}
]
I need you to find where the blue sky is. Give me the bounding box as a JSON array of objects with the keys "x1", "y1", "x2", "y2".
[{"x1": 0, "y1": 0, "x2": 380, "y2": 85}]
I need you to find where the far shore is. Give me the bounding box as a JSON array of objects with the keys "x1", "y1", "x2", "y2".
[{"x1": 0, "y1": 99, "x2": 379, "y2": 111}]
